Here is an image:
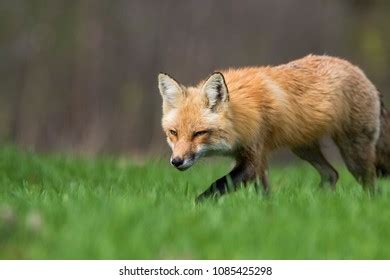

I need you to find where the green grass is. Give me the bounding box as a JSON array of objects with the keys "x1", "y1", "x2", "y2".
[{"x1": 0, "y1": 146, "x2": 389, "y2": 259}]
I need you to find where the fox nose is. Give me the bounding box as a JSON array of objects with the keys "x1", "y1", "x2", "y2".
[{"x1": 171, "y1": 157, "x2": 184, "y2": 167}]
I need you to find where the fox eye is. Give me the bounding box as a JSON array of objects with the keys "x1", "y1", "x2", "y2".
[
  {"x1": 169, "y1": 130, "x2": 177, "y2": 137},
  {"x1": 193, "y1": 130, "x2": 209, "y2": 138}
]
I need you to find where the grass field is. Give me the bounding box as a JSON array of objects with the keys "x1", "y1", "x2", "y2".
[{"x1": 0, "y1": 146, "x2": 389, "y2": 259}]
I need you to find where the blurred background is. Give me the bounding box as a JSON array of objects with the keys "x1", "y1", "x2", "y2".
[{"x1": 0, "y1": 0, "x2": 389, "y2": 157}]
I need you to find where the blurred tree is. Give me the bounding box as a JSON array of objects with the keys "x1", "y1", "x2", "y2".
[{"x1": 0, "y1": 0, "x2": 388, "y2": 155}]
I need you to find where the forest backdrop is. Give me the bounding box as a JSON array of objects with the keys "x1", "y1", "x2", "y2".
[{"x1": 0, "y1": 0, "x2": 389, "y2": 156}]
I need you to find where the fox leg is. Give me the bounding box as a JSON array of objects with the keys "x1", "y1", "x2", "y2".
[
  {"x1": 292, "y1": 142, "x2": 339, "y2": 188},
  {"x1": 333, "y1": 132, "x2": 377, "y2": 193},
  {"x1": 376, "y1": 106, "x2": 390, "y2": 177},
  {"x1": 254, "y1": 154, "x2": 270, "y2": 195},
  {"x1": 195, "y1": 162, "x2": 255, "y2": 203}
]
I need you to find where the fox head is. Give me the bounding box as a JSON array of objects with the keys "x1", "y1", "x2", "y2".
[{"x1": 158, "y1": 72, "x2": 235, "y2": 170}]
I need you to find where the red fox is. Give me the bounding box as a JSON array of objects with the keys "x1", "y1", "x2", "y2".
[{"x1": 158, "y1": 55, "x2": 389, "y2": 202}]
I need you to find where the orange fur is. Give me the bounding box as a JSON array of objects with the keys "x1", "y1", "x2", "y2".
[
  {"x1": 219, "y1": 55, "x2": 379, "y2": 150},
  {"x1": 158, "y1": 54, "x2": 384, "y2": 199}
]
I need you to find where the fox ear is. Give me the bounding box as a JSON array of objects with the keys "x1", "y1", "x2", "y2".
[
  {"x1": 158, "y1": 73, "x2": 183, "y2": 109},
  {"x1": 202, "y1": 72, "x2": 228, "y2": 109}
]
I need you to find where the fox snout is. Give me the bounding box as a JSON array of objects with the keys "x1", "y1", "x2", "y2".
[
  {"x1": 171, "y1": 157, "x2": 184, "y2": 168},
  {"x1": 170, "y1": 153, "x2": 196, "y2": 171}
]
